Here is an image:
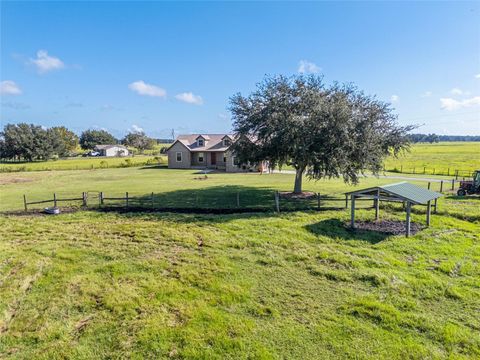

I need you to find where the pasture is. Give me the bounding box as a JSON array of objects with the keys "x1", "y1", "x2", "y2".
[
  {"x1": 1, "y1": 141, "x2": 479, "y2": 177},
  {"x1": 0, "y1": 155, "x2": 164, "y2": 173},
  {"x1": 0, "y1": 149, "x2": 479, "y2": 359},
  {"x1": 383, "y1": 142, "x2": 480, "y2": 176}
]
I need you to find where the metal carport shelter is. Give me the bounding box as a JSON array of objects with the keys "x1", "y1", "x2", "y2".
[{"x1": 345, "y1": 182, "x2": 443, "y2": 237}]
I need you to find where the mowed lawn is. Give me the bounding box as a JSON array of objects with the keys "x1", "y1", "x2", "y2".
[
  {"x1": 0, "y1": 168, "x2": 479, "y2": 358},
  {"x1": 0, "y1": 167, "x2": 459, "y2": 212}
]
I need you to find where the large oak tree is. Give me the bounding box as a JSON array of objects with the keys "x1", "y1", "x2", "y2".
[
  {"x1": 229, "y1": 75, "x2": 414, "y2": 193},
  {"x1": 79, "y1": 129, "x2": 117, "y2": 150}
]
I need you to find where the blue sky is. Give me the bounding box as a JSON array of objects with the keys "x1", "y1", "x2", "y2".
[{"x1": 1, "y1": 1, "x2": 479, "y2": 138}]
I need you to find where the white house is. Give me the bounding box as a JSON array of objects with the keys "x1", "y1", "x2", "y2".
[{"x1": 94, "y1": 144, "x2": 129, "y2": 157}]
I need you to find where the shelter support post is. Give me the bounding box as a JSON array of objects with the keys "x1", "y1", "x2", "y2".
[
  {"x1": 434, "y1": 198, "x2": 438, "y2": 214},
  {"x1": 426, "y1": 200, "x2": 431, "y2": 227},
  {"x1": 406, "y1": 202, "x2": 411, "y2": 237},
  {"x1": 375, "y1": 189, "x2": 380, "y2": 221},
  {"x1": 350, "y1": 195, "x2": 355, "y2": 229}
]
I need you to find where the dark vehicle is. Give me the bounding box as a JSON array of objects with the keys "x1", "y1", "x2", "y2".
[{"x1": 457, "y1": 170, "x2": 480, "y2": 196}]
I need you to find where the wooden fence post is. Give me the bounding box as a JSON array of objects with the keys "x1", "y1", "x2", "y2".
[
  {"x1": 126, "y1": 192, "x2": 129, "y2": 208},
  {"x1": 24, "y1": 194, "x2": 27, "y2": 212},
  {"x1": 53, "y1": 193, "x2": 57, "y2": 207},
  {"x1": 440, "y1": 180, "x2": 443, "y2": 193},
  {"x1": 451, "y1": 179, "x2": 455, "y2": 191},
  {"x1": 82, "y1": 192, "x2": 87, "y2": 207},
  {"x1": 455, "y1": 170, "x2": 459, "y2": 180},
  {"x1": 99, "y1": 192, "x2": 103, "y2": 206},
  {"x1": 345, "y1": 194, "x2": 348, "y2": 209},
  {"x1": 427, "y1": 182, "x2": 431, "y2": 190},
  {"x1": 423, "y1": 167, "x2": 426, "y2": 174}
]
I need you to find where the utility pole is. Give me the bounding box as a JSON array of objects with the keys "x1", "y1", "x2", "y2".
[{"x1": 171, "y1": 128, "x2": 175, "y2": 141}]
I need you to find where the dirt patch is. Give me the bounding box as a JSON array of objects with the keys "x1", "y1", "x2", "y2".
[
  {"x1": 0, "y1": 177, "x2": 33, "y2": 186},
  {"x1": 351, "y1": 220, "x2": 424, "y2": 235},
  {"x1": 279, "y1": 191, "x2": 316, "y2": 199}
]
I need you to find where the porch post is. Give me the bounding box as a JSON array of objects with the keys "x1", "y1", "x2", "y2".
[
  {"x1": 350, "y1": 195, "x2": 356, "y2": 229},
  {"x1": 406, "y1": 201, "x2": 411, "y2": 237}
]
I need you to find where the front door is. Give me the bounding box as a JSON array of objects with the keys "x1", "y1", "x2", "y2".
[{"x1": 211, "y1": 152, "x2": 216, "y2": 165}]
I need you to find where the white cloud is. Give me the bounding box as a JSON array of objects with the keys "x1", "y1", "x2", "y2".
[
  {"x1": 475, "y1": 74, "x2": 480, "y2": 79},
  {"x1": 175, "y1": 92, "x2": 203, "y2": 105},
  {"x1": 218, "y1": 113, "x2": 229, "y2": 120},
  {"x1": 0, "y1": 80, "x2": 22, "y2": 95},
  {"x1": 450, "y1": 88, "x2": 463, "y2": 95},
  {"x1": 128, "y1": 80, "x2": 166, "y2": 98},
  {"x1": 440, "y1": 96, "x2": 480, "y2": 111},
  {"x1": 29, "y1": 50, "x2": 65, "y2": 73},
  {"x1": 129, "y1": 124, "x2": 144, "y2": 133},
  {"x1": 298, "y1": 60, "x2": 320, "y2": 74},
  {"x1": 421, "y1": 91, "x2": 432, "y2": 98},
  {"x1": 390, "y1": 95, "x2": 400, "y2": 103}
]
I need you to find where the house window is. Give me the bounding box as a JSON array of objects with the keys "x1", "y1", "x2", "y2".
[
  {"x1": 223, "y1": 139, "x2": 231, "y2": 147},
  {"x1": 198, "y1": 139, "x2": 204, "y2": 147},
  {"x1": 176, "y1": 152, "x2": 182, "y2": 162},
  {"x1": 198, "y1": 152, "x2": 204, "y2": 162},
  {"x1": 223, "y1": 155, "x2": 227, "y2": 163},
  {"x1": 233, "y1": 156, "x2": 239, "y2": 166}
]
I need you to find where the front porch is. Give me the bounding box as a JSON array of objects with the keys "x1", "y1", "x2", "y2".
[{"x1": 191, "y1": 151, "x2": 227, "y2": 170}]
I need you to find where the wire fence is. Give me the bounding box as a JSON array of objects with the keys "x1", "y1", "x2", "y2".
[
  {"x1": 384, "y1": 165, "x2": 475, "y2": 179},
  {"x1": 20, "y1": 178, "x2": 459, "y2": 214}
]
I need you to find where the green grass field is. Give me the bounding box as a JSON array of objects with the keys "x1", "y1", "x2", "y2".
[
  {"x1": 1, "y1": 142, "x2": 479, "y2": 177},
  {"x1": 384, "y1": 142, "x2": 480, "y2": 176},
  {"x1": 0, "y1": 155, "x2": 165, "y2": 172},
  {"x1": 0, "y1": 145, "x2": 479, "y2": 359},
  {"x1": 0, "y1": 167, "x2": 457, "y2": 213}
]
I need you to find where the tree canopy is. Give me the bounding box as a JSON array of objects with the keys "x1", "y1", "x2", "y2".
[
  {"x1": 79, "y1": 129, "x2": 117, "y2": 150},
  {"x1": 0, "y1": 123, "x2": 64, "y2": 161},
  {"x1": 51, "y1": 126, "x2": 79, "y2": 155},
  {"x1": 229, "y1": 75, "x2": 414, "y2": 193},
  {"x1": 122, "y1": 131, "x2": 156, "y2": 152}
]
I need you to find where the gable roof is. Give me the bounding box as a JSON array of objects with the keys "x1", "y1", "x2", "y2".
[
  {"x1": 346, "y1": 182, "x2": 442, "y2": 205},
  {"x1": 94, "y1": 144, "x2": 127, "y2": 150},
  {"x1": 168, "y1": 134, "x2": 234, "y2": 152}
]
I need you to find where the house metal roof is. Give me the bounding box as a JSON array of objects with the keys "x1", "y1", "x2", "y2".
[
  {"x1": 94, "y1": 144, "x2": 127, "y2": 150},
  {"x1": 168, "y1": 134, "x2": 234, "y2": 152},
  {"x1": 346, "y1": 181, "x2": 442, "y2": 205}
]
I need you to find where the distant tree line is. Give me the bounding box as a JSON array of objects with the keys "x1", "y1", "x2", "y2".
[
  {"x1": 408, "y1": 133, "x2": 480, "y2": 143},
  {"x1": 0, "y1": 123, "x2": 159, "y2": 161}
]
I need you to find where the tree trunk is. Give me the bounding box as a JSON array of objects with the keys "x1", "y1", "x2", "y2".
[{"x1": 293, "y1": 167, "x2": 305, "y2": 194}]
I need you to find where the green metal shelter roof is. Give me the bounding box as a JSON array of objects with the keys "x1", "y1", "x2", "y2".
[{"x1": 346, "y1": 182, "x2": 443, "y2": 205}]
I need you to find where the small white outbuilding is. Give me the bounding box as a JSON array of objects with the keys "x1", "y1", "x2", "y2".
[{"x1": 94, "y1": 145, "x2": 129, "y2": 157}]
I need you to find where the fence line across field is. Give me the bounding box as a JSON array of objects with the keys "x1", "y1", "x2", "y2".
[
  {"x1": 384, "y1": 165, "x2": 475, "y2": 179},
  {"x1": 22, "y1": 179, "x2": 456, "y2": 213}
]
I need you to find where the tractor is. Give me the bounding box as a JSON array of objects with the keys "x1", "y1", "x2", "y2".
[{"x1": 457, "y1": 170, "x2": 480, "y2": 196}]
